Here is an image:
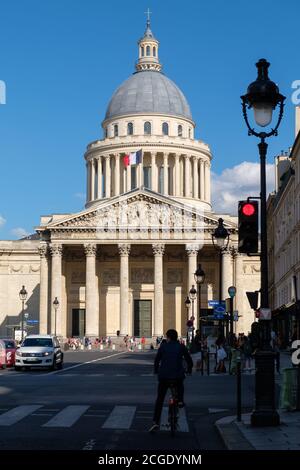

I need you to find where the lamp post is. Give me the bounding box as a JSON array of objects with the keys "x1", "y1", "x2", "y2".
[
  {"x1": 212, "y1": 218, "x2": 229, "y2": 335},
  {"x1": 194, "y1": 265, "x2": 205, "y2": 338},
  {"x1": 19, "y1": 286, "x2": 28, "y2": 343},
  {"x1": 189, "y1": 285, "x2": 197, "y2": 342},
  {"x1": 184, "y1": 296, "x2": 191, "y2": 344},
  {"x1": 241, "y1": 58, "x2": 285, "y2": 427},
  {"x1": 53, "y1": 297, "x2": 59, "y2": 336}
]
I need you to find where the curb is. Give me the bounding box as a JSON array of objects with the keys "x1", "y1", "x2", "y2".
[{"x1": 215, "y1": 415, "x2": 255, "y2": 450}]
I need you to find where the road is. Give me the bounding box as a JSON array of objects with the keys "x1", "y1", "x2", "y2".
[{"x1": 0, "y1": 349, "x2": 264, "y2": 450}]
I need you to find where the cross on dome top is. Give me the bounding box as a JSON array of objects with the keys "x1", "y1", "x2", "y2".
[{"x1": 136, "y1": 11, "x2": 162, "y2": 72}]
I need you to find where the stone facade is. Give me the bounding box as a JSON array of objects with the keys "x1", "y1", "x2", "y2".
[{"x1": 0, "y1": 19, "x2": 260, "y2": 339}]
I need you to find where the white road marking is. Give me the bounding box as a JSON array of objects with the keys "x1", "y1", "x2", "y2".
[
  {"x1": 160, "y1": 407, "x2": 189, "y2": 433},
  {"x1": 45, "y1": 351, "x2": 127, "y2": 376},
  {"x1": 102, "y1": 406, "x2": 136, "y2": 429},
  {"x1": 0, "y1": 405, "x2": 42, "y2": 426},
  {"x1": 208, "y1": 408, "x2": 229, "y2": 414},
  {"x1": 43, "y1": 405, "x2": 90, "y2": 427}
]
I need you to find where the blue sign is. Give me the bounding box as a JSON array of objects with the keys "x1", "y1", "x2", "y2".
[
  {"x1": 26, "y1": 320, "x2": 39, "y2": 324},
  {"x1": 213, "y1": 301, "x2": 226, "y2": 319},
  {"x1": 208, "y1": 300, "x2": 221, "y2": 307}
]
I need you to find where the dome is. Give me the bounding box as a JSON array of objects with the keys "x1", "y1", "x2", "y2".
[{"x1": 104, "y1": 71, "x2": 193, "y2": 121}]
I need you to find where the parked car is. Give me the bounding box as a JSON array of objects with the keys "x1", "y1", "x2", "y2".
[
  {"x1": 15, "y1": 335, "x2": 64, "y2": 371},
  {"x1": 0, "y1": 339, "x2": 17, "y2": 368}
]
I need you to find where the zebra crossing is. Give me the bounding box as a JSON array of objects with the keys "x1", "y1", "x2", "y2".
[{"x1": 0, "y1": 404, "x2": 190, "y2": 432}]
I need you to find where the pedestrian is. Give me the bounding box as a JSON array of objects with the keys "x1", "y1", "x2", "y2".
[
  {"x1": 141, "y1": 336, "x2": 146, "y2": 350},
  {"x1": 191, "y1": 329, "x2": 202, "y2": 372},
  {"x1": 243, "y1": 336, "x2": 253, "y2": 372},
  {"x1": 216, "y1": 344, "x2": 227, "y2": 373}
]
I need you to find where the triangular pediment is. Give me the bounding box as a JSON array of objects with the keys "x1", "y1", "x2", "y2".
[{"x1": 38, "y1": 189, "x2": 237, "y2": 242}]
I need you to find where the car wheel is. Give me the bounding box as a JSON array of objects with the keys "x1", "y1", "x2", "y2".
[
  {"x1": 50, "y1": 357, "x2": 57, "y2": 371},
  {"x1": 56, "y1": 361, "x2": 63, "y2": 370},
  {"x1": 14, "y1": 366, "x2": 21, "y2": 371}
]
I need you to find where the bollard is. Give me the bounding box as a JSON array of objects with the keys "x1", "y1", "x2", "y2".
[
  {"x1": 237, "y1": 357, "x2": 242, "y2": 422},
  {"x1": 112, "y1": 344, "x2": 116, "y2": 351},
  {"x1": 100, "y1": 344, "x2": 103, "y2": 350}
]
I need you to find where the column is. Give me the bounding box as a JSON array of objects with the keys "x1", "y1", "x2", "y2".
[
  {"x1": 105, "y1": 155, "x2": 111, "y2": 197},
  {"x1": 50, "y1": 243, "x2": 63, "y2": 336},
  {"x1": 193, "y1": 157, "x2": 199, "y2": 199},
  {"x1": 118, "y1": 244, "x2": 131, "y2": 335},
  {"x1": 97, "y1": 157, "x2": 102, "y2": 199},
  {"x1": 204, "y1": 162, "x2": 210, "y2": 201},
  {"x1": 186, "y1": 244, "x2": 199, "y2": 330},
  {"x1": 126, "y1": 164, "x2": 131, "y2": 192},
  {"x1": 234, "y1": 250, "x2": 244, "y2": 333},
  {"x1": 86, "y1": 162, "x2": 90, "y2": 202},
  {"x1": 207, "y1": 162, "x2": 211, "y2": 203},
  {"x1": 151, "y1": 153, "x2": 157, "y2": 192},
  {"x1": 115, "y1": 154, "x2": 120, "y2": 196},
  {"x1": 153, "y1": 244, "x2": 165, "y2": 336},
  {"x1": 174, "y1": 154, "x2": 180, "y2": 196},
  {"x1": 184, "y1": 155, "x2": 190, "y2": 197},
  {"x1": 84, "y1": 243, "x2": 99, "y2": 337},
  {"x1": 91, "y1": 159, "x2": 95, "y2": 201},
  {"x1": 222, "y1": 248, "x2": 233, "y2": 299},
  {"x1": 200, "y1": 159, "x2": 205, "y2": 200},
  {"x1": 163, "y1": 153, "x2": 168, "y2": 195},
  {"x1": 39, "y1": 243, "x2": 49, "y2": 334}
]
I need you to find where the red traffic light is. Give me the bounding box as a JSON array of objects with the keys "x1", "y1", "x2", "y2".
[{"x1": 242, "y1": 203, "x2": 256, "y2": 216}]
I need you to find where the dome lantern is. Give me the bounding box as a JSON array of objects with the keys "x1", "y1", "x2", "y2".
[{"x1": 136, "y1": 11, "x2": 162, "y2": 72}]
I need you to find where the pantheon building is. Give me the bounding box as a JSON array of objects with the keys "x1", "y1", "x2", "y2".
[{"x1": 0, "y1": 20, "x2": 260, "y2": 339}]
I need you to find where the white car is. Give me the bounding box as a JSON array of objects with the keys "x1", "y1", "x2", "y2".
[{"x1": 15, "y1": 335, "x2": 64, "y2": 371}]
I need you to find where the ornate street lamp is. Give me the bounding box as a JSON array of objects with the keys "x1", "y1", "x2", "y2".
[
  {"x1": 212, "y1": 218, "x2": 229, "y2": 335},
  {"x1": 241, "y1": 58, "x2": 285, "y2": 427},
  {"x1": 53, "y1": 297, "x2": 59, "y2": 337},
  {"x1": 194, "y1": 265, "x2": 205, "y2": 338},
  {"x1": 184, "y1": 296, "x2": 191, "y2": 344},
  {"x1": 189, "y1": 285, "x2": 197, "y2": 342},
  {"x1": 19, "y1": 285, "x2": 28, "y2": 343}
]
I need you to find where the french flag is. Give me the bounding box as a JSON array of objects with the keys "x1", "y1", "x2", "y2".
[{"x1": 123, "y1": 149, "x2": 142, "y2": 167}]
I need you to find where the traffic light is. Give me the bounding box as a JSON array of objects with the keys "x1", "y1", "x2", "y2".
[{"x1": 238, "y1": 200, "x2": 259, "y2": 253}]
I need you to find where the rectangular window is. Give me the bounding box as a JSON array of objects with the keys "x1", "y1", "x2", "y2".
[
  {"x1": 143, "y1": 167, "x2": 151, "y2": 189},
  {"x1": 131, "y1": 166, "x2": 136, "y2": 190}
]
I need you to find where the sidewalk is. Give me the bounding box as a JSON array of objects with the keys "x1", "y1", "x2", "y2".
[{"x1": 215, "y1": 351, "x2": 300, "y2": 450}]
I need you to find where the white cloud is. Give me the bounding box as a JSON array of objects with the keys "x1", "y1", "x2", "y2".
[
  {"x1": 212, "y1": 161, "x2": 275, "y2": 215},
  {"x1": 74, "y1": 192, "x2": 85, "y2": 200},
  {"x1": 11, "y1": 227, "x2": 30, "y2": 239},
  {"x1": 0, "y1": 215, "x2": 6, "y2": 228}
]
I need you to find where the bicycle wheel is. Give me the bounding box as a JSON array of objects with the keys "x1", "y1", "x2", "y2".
[{"x1": 168, "y1": 402, "x2": 178, "y2": 436}]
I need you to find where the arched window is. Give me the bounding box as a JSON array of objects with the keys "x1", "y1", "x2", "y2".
[
  {"x1": 162, "y1": 122, "x2": 169, "y2": 135},
  {"x1": 144, "y1": 121, "x2": 151, "y2": 135},
  {"x1": 178, "y1": 125, "x2": 183, "y2": 137},
  {"x1": 127, "y1": 122, "x2": 133, "y2": 135},
  {"x1": 146, "y1": 45, "x2": 151, "y2": 56},
  {"x1": 153, "y1": 46, "x2": 156, "y2": 57},
  {"x1": 141, "y1": 46, "x2": 144, "y2": 57},
  {"x1": 114, "y1": 124, "x2": 118, "y2": 137}
]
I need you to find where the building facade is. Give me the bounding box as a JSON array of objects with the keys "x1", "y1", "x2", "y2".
[
  {"x1": 0, "y1": 20, "x2": 260, "y2": 339},
  {"x1": 268, "y1": 107, "x2": 300, "y2": 345}
]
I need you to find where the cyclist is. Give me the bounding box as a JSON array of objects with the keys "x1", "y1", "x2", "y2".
[{"x1": 149, "y1": 329, "x2": 193, "y2": 432}]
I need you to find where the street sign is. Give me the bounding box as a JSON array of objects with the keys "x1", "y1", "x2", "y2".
[
  {"x1": 233, "y1": 310, "x2": 239, "y2": 321},
  {"x1": 213, "y1": 301, "x2": 226, "y2": 319},
  {"x1": 259, "y1": 308, "x2": 271, "y2": 320},
  {"x1": 208, "y1": 300, "x2": 223, "y2": 307},
  {"x1": 228, "y1": 286, "x2": 236, "y2": 298},
  {"x1": 27, "y1": 320, "x2": 39, "y2": 324}
]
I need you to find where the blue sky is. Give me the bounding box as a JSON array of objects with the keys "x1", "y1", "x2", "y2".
[{"x1": 0, "y1": 0, "x2": 299, "y2": 239}]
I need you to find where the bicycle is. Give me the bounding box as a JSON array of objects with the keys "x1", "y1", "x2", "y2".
[{"x1": 167, "y1": 381, "x2": 179, "y2": 436}]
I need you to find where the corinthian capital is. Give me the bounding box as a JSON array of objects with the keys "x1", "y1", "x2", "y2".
[
  {"x1": 185, "y1": 244, "x2": 199, "y2": 256},
  {"x1": 152, "y1": 243, "x2": 165, "y2": 256},
  {"x1": 38, "y1": 243, "x2": 48, "y2": 258},
  {"x1": 50, "y1": 243, "x2": 63, "y2": 257},
  {"x1": 118, "y1": 244, "x2": 131, "y2": 256},
  {"x1": 84, "y1": 243, "x2": 97, "y2": 257}
]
